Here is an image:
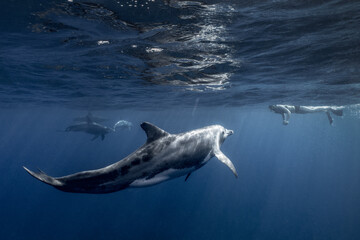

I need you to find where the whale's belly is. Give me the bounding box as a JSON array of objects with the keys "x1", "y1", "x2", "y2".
[
  {"x1": 129, "y1": 167, "x2": 196, "y2": 187},
  {"x1": 129, "y1": 151, "x2": 212, "y2": 188}
]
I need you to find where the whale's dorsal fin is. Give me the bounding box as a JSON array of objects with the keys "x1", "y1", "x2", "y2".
[
  {"x1": 214, "y1": 147, "x2": 238, "y2": 178},
  {"x1": 141, "y1": 122, "x2": 169, "y2": 143}
]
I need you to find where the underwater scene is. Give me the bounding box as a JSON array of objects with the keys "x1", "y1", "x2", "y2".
[{"x1": 1, "y1": 0, "x2": 360, "y2": 239}]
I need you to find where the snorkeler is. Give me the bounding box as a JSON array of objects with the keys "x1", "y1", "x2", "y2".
[{"x1": 269, "y1": 105, "x2": 343, "y2": 125}]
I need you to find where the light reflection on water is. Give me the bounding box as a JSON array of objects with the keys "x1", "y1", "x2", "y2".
[
  {"x1": 1, "y1": 0, "x2": 359, "y2": 109},
  {"x1": 30, "y1": 0, "x2": 240, "y2": 91}
]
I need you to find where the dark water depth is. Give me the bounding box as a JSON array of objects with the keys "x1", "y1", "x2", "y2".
[{"x1": 1, "y1": 107, "x2": 360, "y2": 240}]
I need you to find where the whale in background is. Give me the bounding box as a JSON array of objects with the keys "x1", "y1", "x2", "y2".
[{"x1": 65, "y1": 116, "x2": 132, "y2": 141}]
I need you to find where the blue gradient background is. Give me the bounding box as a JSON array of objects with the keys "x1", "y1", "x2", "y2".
[{"x1": 0, "y1": 107, "x2": 359, "y2": 239}]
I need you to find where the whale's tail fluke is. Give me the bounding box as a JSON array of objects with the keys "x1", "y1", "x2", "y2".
[
  {"x1": 330, "y1": 108, "x2": 343, "y2": 116},
  {"x1": 23, "y1": 167, "x2": 63, "y2": 187}
]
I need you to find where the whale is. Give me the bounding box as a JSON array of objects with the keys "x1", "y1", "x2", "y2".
[
  {"x1": 65, "y1": 121, "x2": 114, "y2": 140},
  {"x1": 65, "y1": 118, "x2": 132, "y2": 141},
  {"x1": 24, "y1": 122, "x2": 237, "y2": 194}
]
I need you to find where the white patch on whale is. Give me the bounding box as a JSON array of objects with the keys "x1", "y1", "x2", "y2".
[{"x1": 129, "y1": 167, "x2": 197, "y2": 187}]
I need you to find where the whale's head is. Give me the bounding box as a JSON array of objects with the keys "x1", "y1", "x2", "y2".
[{"x1": 215, "y1": 125, "x2": 234, "y2": 145}]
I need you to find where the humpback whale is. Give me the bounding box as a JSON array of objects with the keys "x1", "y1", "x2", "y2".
[{"x1": 24, "y1": 122, "x2": 237, "y2": 194}]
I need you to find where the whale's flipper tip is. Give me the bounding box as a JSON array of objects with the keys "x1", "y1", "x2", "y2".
[
  {"x1": 23, "y1": 166, "x2": 62, "y2": 187},
  {"x1": 214, "y1": 150, "x2": 238, "y2": 178}
]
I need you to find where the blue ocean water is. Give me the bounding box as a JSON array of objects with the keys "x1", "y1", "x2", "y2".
[{"x1": 1, "y1": 0, "x2": 360, "y2": 239}]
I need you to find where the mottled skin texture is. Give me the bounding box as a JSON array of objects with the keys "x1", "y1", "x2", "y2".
[{"x1": 24, "y1": 122, "x2": 235, "y2": 194}]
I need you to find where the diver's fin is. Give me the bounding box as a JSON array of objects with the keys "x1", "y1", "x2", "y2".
[
  {"x1": 185, "y1": 173, "x2": 191, "y2": 182},
  {"x1": 141, "y1": 122, "x2": 170, "y2": 143},
  {"x1": 91, "y1": 135, "x2": 99, "y2": 141},
  {"x1": 326, "y1": 112, "x2": 333, "y2": 125},
  {"x1": 214, "y1": 149, "x2": 238, "y2": 178},
  {"x1": 23, "y1": 166, "x2": 62, "y2": 187}
]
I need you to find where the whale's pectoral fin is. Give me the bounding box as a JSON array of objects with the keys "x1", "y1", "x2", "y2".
[
  {"x1": 91, "y1": 135, "x2": 99, "y2": 141},
  {"x1": 214, "y1": 149, "x2": 238, "y2": 178},
  {"x1": 141, "y1": 122, "x2": 170, "y2": 143},
  {"x1": 101, "y1": 134, "x2": 105, "y2": 140}
]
